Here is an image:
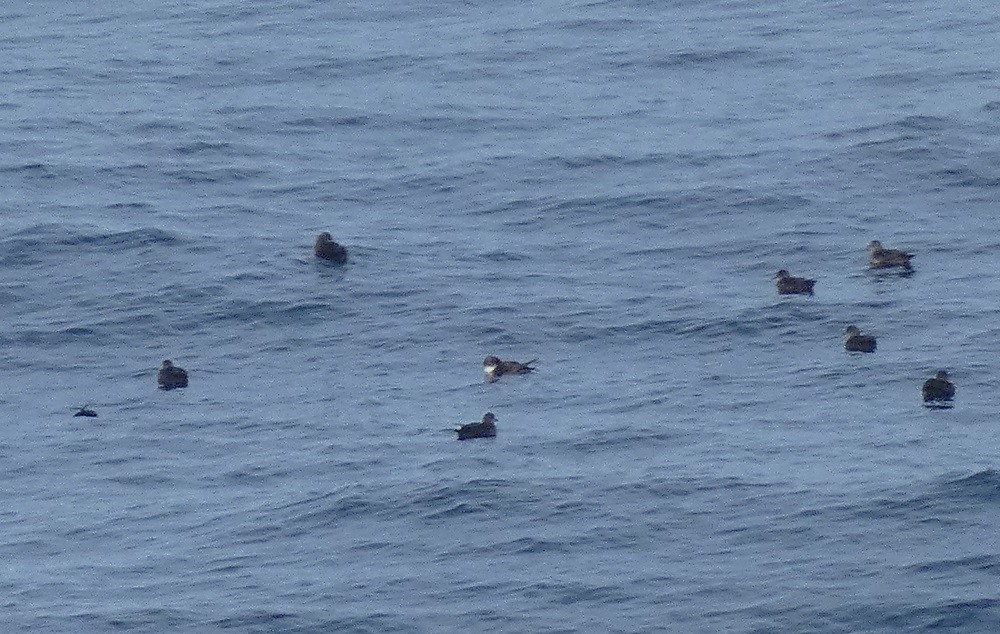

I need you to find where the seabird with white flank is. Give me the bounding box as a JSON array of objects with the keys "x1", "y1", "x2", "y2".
[{"x1": 483, "y1": 355, "x2": 536, "y2": 382}]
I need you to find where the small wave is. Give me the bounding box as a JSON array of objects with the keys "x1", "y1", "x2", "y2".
[
  {"x1": 515, "y1": 579, "x2": 635, "y2": 606},
  {"x1": 942, "y1": 468, "x2": 1000, "y2": 502},
  {"x1": 600, "y1": 475, "x2": 776, "y2": 504},
  {"x1": 909, "y1": 553, "x2": 1000, "y2": 575},
  {"x1": 130, "y1": 119, "x2": 185, "y2": 134},
  {"x1": 164, "y1": 167, "x2": 264, "y2": 184},
  {"x1": 282, "y1": 115, "x2": 370, "y2": 129},
  {"x1": 294, "y1": 53, "x2": 431, "y2": 80},
  {"x1": 550, "y1": 16, "x2": 639, "y2": 34},
  {"x1": 859, "y1": 469, "x2": 1000, "y2": 522},
  {"x1": 653, "y1": 48, "x2": 758, "y2": 69},
  {"x1": 500, "y1": 536, "x2": 572, "y2": 555},
  {"x1": 205, "y1": 299, "x2": 342, "y2": 328},
  {"x1": 274, "y1": 478, "x2": 538, "y2": 530},
  {"x1": 4, "y1": 223, "x2": 179, "y2": 253},
  {"x1": 173, "y1": 140, "x2": 233, "y2": 155},
  {"x1": 284, "y1": 492, "x2": 384, "y2": 527},
  {"x1": 477, "y1": 249, "x2": 530, "y2": 262},
  {"x1": 106, "y1": 472, "x2": 175, "y2": 487},
  {"x1": 552, "y1": 152, "x2": 676, "y2": 170},
  {"x1": 105, "y1": 201, "x2": 154, "y2": 211},
  {"x1": 423, "y1": 501, "x2": 485, "y2": 520},
  {"x1": 68, "y1": 228, "x2": 180, "y2": 248},
  {"x1": 824, "y1": 114, "x2": 952, "y2": 142},
  {"x1": 54, "y1": 608, "x2": 200, "y2": 632},
  {"x1": 557, "y1": 301, "x2": 833, "y2": 346},
  {"x1": 9, "y1": 327, "x2": 105, "y2": 348},
  {"x1": 896, "y1": 114, "x2": 952, "y2": 132},
  {"x1": 0, "y1": 162, "x2": 51, "y2": 175},
  {"x1": 932, "y1": 163, "x2": 1000, "y2": 189},
  {"x1": 732, "y1": 192, "x2": 812, "y2": 214},
  {"x1": 211, "y1": 612, "x2": 297, "y2": 630},
  {"x1": 569, "y1": 425, "x2": 679, "y2": 451},
  {"x1": 863, "y1": 70, "x2": 924, "y2": 87},
  {"x1": 883, "y1": 598, "x2": 1000, "y2": 631}
]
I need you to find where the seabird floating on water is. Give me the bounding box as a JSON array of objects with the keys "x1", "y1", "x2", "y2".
[
  {"x1": 483, "y1": 355, "x2": 536, "y2": 382},
  {"x1": 843, "y1": 325, "x2": 877, "y2": 353},
  {"x1": 922, "y1": 370, "x2": 955, "y2": 404},
  {"x1": 775, "y1": 270, "x2": 815, "y2": 295},
  {"x1": 157, "y1": 359, "x2": 189, "y2": 390},
  {"x1": 314, "y1": 232, "x2": 348, "y2": 263},
  {"x1": 456, "y1": 412, "x2": 498, "y2": 440},
  {"x1": 868, "y1": 240, "x2": 913, "y2": 270}
]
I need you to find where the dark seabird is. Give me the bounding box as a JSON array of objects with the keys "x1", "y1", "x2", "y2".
[
  {"x1": 843, "y1": 325, "x2": 877, "y2": 353},
  {"x1": 922, "y1": 370, "x2": 955, "y2": 404},
  {"x1": 74, "y1": 405, "x2": 97, "y2": 418},
  {"x1": 868, "y1": 240, "x2": 913, "y2": 270},
  {"x1": 775, "y1": 270, "x2": 815, "y2": 295},
  {"x1": 157, "y1": 359, "x2": 189, "y2": 390},
  {"x1": 456, "y1": 412, "x2": 498, "y2": 440},
  {"x1": 483, "y1": 355, "x2": 536, "y2": 382},
  {"x1": 314, "y1": 232, "x2": 347, "y2": 263}
]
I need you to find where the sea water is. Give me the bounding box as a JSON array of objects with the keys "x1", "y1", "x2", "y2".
[{"x1": 4, "y1": 0, "x2": 1000, "y2": 631}]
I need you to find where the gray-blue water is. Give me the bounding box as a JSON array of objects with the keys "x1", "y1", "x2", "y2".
[{"x1": 4, "y1": 1, "x2": 1000, "y2": 631}]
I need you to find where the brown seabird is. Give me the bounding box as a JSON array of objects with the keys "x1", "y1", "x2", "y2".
[
  {"x1": 456, "y1": 412, "x2": 498, "y2": 440},
  {"x1": 775, "y1": 270, "x2": 815, "y2": 295},
  {"x1": 157, "y1": 359, "x2": 189, "y2": 390},
  {"x1": 922, "y1": 370, "x2": 955, "y2": 403},
  {"x1": 844, "y1": 325, "x2": 877, "y2": 353},
  {"x1": 314, "y1": 232, "x2": 348, "y2": 263},
  {"x1": 868, "y1": 240, "x2": 913, "y2": 270}
]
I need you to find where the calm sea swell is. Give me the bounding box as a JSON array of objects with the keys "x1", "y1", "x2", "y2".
[{"x1": 4, "y1": 0, "x2": 1000, "y2": 631}]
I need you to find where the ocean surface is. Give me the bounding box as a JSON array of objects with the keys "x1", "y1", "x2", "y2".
[{"x1": 4, "y1": 0, "x2": 1000, "y2": 631}]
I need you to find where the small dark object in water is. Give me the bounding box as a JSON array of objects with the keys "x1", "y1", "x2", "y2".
[
  {"x1": 775, "y1": 270, "x2": 815, "y2": 295},
  {"x1": 74, "y1": 406, "x2": 97, "y2": 418},
  {"x1": 868, "y1": 240, "x2": 913, "y2": 270},
  {"x1": 314, "y1": 232, "x2": 347, "y2": 263},
  {"x1": 922, "y1": 370, "x2": 955, "y2": 403},
  {"x1": 456, "y1": 412, "x2": 497, "y2": 440},
  {"x1": 844, "y1": 325, "x2": 877, "y2": 353},
  {"x1": 158, "y1": 359, "x2": 189, "y2": 390},
  {"x1": 483, "y1": 355, "x2": 536, "y2": 382}
]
